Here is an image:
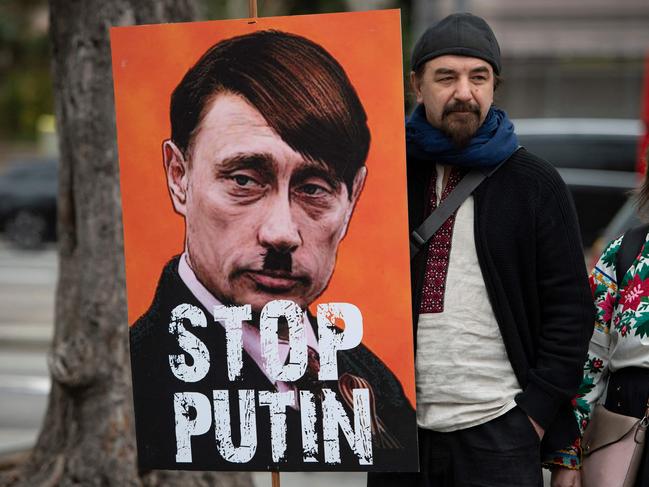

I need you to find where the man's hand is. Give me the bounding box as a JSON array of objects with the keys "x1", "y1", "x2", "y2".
[
  {"x1": 551, "y1": 467, "x2": 581, "y2": 487},
  {"x1": 528, "y1": 415, "x2": 545, "y2": 440}
]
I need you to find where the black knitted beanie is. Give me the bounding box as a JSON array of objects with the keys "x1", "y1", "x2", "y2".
[{"x1": 411, "y1": 12, "x2": 501, "y2": 74}]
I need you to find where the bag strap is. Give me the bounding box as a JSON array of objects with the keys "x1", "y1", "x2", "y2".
[
  {"x1": 410, "y1": 160, "x2": 506, "y2": 260},
  {"x1": 615, "y1": 223, "x2": 649, "y2": 287}
]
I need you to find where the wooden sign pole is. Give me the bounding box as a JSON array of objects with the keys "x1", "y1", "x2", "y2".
[
  {"x1": 244, "y1": 4, "x2": 280, "y2": 483},
  {"x1": 247, "y1": 2, "x2": 280, "y2": 485},
  {"x1": 248, "y1": 0, "x2": 258, "y2": 19},
  {"x1": 272, "y1": 470, "x2": 280, "y2": 487}
]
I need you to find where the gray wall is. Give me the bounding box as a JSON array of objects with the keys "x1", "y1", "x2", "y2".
[{"x1": 411, "y1": 0, "x2": 649, "y2": 119}]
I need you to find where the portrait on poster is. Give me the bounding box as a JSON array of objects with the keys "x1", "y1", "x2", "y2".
[{"x1": 111, "y1": 9, "x2": 417, "y2": 472}]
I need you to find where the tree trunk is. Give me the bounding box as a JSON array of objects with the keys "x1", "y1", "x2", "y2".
[{"x1": 0, "y1": 1, "x2": 253, "y2": 486}]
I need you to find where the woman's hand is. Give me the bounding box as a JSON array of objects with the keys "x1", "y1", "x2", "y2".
[{"x1": 551, "y1": 466, "x2": 581, "y2": 487}]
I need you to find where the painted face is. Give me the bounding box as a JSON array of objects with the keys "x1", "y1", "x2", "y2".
[
  {"x1": 164, "y1": 93, "x2": 366, "y2": 314},
  {"x1": 411, "y1": 55, "x2": 495, "y2": 147}
]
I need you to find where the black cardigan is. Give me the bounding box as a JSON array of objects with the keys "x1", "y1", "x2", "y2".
[{"x1": 408, "y1": 147, "x2": 595, "y2": 453}]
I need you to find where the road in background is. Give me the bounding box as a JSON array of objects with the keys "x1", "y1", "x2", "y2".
[
  {"x1": 0, "y1": 240, "x2": 54, "y2": 455},
  {"x1": 0, "y1": 238, "x2": 367, "y2": 487},
  {"x1": 0, "y1": 239, "x2": 552, "y2": 486}
]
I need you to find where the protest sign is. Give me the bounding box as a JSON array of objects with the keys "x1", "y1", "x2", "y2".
[{"x1": 111, "y1": 9, "x2": 417, "y2": 472}]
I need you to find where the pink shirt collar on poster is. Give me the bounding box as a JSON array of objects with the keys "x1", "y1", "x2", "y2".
[{"x1": 177, "y1": 252, "x2": 318, "y2": 399}]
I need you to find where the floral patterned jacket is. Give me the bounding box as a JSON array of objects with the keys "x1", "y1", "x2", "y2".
[{"x1": 549, "y1": 233, "x2": 649, "y2": 469}]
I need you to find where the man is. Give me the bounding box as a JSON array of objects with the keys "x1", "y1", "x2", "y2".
[
  {"x1": 369, "y1": 13, "x2": 593, "y2": 487},
  {"x1": 130, "y1": 30, "x2": 416, "y2": 472}
]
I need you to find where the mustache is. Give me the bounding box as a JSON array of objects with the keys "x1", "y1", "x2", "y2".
[
  {"x1": 262, "y1": 248, "x2": 293, "y2": 273},
  {"x1": 442, "y1": 101, "x2": 481, "y2": 118}
]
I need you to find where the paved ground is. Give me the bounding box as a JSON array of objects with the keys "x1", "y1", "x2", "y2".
[
  {"x1": 0, "y1": 238, "x2": 367, "y2": 487},
  {"x1": 252, "y1": 472, "x2": 365, "y2": 486},
  {"x1": 0, "y1": 240, "x2": 54, "y2": 455},
  {"x1": 0, "y1": 238, "x2": 553, "y2": 487}
]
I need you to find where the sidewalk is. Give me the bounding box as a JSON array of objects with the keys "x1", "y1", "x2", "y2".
[
  {"x1": 0, "y1": 241, "x2": 549, "y2": 486},
  {"x1": 0, "y1": 241, "x2": 55, "y2": 457},
  {"x1": 0, "y1": 242, "x2": 368, "y2": 487}
]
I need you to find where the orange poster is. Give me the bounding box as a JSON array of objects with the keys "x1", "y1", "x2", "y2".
[{"x1": 111, "y1": 9, "x2": 416, "y2": 472}]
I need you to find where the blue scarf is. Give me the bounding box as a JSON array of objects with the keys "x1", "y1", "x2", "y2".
[{"x1": 406, "y1": 104, "x2": 518, "y2": 167}]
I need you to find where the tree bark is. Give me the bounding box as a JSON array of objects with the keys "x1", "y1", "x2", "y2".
[{"x1": 0, "y1": 1, "x2": 253, "y2": 486}]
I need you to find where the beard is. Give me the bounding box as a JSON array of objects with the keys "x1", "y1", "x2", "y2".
[{"x1": 440, "y1": 101, "x2": 482, "y2": 148}]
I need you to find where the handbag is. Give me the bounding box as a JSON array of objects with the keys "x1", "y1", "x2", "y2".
[{"x1": 581, "y1": 400, "x2": 649, "y2": 487}]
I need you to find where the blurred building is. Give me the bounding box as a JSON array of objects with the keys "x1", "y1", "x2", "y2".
[{"x1": 411, "y1": 0, "x2": 649, "y2": 119}]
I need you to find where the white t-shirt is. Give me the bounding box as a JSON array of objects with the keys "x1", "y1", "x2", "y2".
[{"x1": 415, "y1": 165, "x2": 522, "y2": 432}]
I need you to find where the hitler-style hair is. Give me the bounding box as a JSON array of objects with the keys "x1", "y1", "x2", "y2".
[{"x1": 170, "y1": 30, "x2": 371, "y2": 194}]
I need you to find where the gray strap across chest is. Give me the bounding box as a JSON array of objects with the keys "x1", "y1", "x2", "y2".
[{"x1": 409, "y1": 160, "x2": 506, "y2": 260}]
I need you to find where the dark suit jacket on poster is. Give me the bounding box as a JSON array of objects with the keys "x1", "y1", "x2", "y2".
[{"x1": 130, "y1": 256, "x2": 418, "y2": 472}]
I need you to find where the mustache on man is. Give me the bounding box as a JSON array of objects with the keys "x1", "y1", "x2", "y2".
[
  {"x1": 442, "y1": 100, "x2": 481, "y2": 119},
  {"x1": 262, "y1": 248, "x2": 293, "y2": 273}
]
